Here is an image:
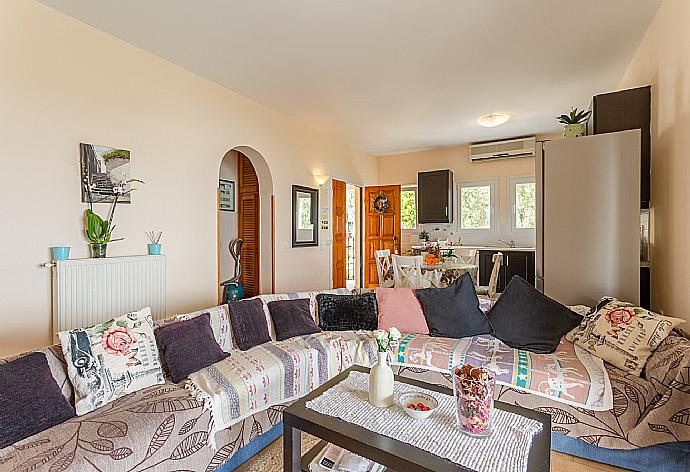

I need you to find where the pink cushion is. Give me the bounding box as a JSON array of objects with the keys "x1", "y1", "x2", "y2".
[{"x1": 375, "y1": 288, "x2": 429, "y2": 334}]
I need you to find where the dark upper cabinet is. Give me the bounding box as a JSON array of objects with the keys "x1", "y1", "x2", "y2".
[
  {"x1": 417, "y1": 169, "x2": 453, "y2": 223},
  {"x1": 588, "y1": 86, "x2": 651, "y2": 208},
  {"x1": 478, "y1": 249, "x2": 535, "y2": 293}
]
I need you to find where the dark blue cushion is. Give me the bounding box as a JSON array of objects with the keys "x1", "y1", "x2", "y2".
[
  {"x1": 268, "y1": 298, "x2": 321, "y2": 341},
  {"x1": 228, "y1": 298, "x2": 272, "y2": 350},
  {"x1": 488, "y1": 276, "x2": 582, "y2": 353},
  {"x1": 415, "y1": 272, "x2": 493, "y2": 338},
  {"x1": 0, "y1": 352, "x2": 75, "y2": 449},
  {"x1": 155, "y1": 313, "x2": 229, "y2": 382}
]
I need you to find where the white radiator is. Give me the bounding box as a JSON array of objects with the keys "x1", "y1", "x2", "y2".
[{"x1": 51, "y1": 255, "x2": 166, "y2": 337}]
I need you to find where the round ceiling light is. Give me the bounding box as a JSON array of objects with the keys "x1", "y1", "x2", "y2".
[{"x1": 477, "y1": 113, "x2": 511, "y2": 128}]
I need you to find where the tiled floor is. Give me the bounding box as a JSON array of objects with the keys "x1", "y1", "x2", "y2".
[
  {"x1": 553, "y1": 451, "x2": 629, "y2": 471},
  {"x1": 235, "y1": 433, "x2": 631, "y2": 471}
]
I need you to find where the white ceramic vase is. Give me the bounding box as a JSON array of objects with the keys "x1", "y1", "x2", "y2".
[{"x1": 369, "y1": 351, "x2": 394, "y2": 407}]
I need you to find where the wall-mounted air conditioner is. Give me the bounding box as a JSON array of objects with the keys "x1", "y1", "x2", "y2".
[{"x1": 469, "y1": 137, "x2": 536, "y2": 162}]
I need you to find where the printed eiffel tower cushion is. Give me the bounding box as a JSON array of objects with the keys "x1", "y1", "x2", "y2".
[
  {"x1": 58, "y1": 307, "x2": 164, "y2": 415},
  {"x1": 566, "y1": 298, "x2": 684, "y2": 376}
]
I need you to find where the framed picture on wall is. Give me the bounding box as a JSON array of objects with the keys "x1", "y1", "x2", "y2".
[
  {"x1": 219, "y1": 179, "x2": 235, "y2": 212},
  {"x1": 80, "y1": 143, "x2": 132, "y2": 203}
]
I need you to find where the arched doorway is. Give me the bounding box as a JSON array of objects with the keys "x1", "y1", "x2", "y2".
[{"x1": 218, "y1": 147, "x2": 273, "y2": 299}]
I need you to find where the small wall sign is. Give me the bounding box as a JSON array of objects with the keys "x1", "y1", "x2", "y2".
[{"x1": 219, "y1": 179, "x2": 235, "y2": 212}]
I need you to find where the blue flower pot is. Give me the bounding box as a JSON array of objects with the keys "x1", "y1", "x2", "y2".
[
  {"x1": 51, "y1": 246, "x2": 70, "y2": 261},
  {"x1": 148, "y1": 244, "x2": 161, "y2": 255}
]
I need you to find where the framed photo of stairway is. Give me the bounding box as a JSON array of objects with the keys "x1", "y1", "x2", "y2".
[{"x1": 80, "y1": 142, "x2": 132, "y2": 204}]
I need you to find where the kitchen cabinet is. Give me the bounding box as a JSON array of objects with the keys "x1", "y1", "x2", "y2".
[
  {"x1": 588, "y1": 86, "x2": 651, "y2": 208},
  {"x1": 640, "y1": 266, "x2": 651, "y2": 310},
  {"x1": 588, "y1": 86, "x2": 652, "y2": 307},
  {"x1": 417, "y1": 170, "x2": 453, "y2": 223},
  {"x1": 479, "y1": 249, "x2": 535, "y2": 292}
]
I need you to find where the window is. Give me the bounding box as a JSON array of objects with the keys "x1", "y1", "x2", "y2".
[
  {"x1": 401, "y1": 187, "x2": 417, "y2": 230},
  {"x1": 458, "y1": 180, "x2": 496, "y2": 231},
  {"x1": 298, "y1": 197, "x2": 313, "y2": 230},
  {"x1": 510, "y1": 176, "x2": 536, "y2": 230}
]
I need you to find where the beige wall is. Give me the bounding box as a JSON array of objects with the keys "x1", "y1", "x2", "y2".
[
  {"x1": 219, "y1": 151, "x2": 238, "y2": 285},
  {"x1": 378, "y1": 135, "x2": 559, "y2": 247},
  {"x1": 619, "y1": 0, "x2": 690, "y2": 322},
  {"x1": 0, "y1": 0, "x2": 377, "y2": 355},
  {"x1": 378, "y1": 144, "x2": 536, "y2": 223}
]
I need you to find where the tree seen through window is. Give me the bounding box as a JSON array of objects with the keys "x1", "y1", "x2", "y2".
[
  {"x1": 298, "y1": 197, "x2": 313, "y2": 230},
  {"x1": 515, "y1": 182, "x2": 536, "y2": 229},
  {"x1": 460, "y1": 185, "x2": 491, "y2": 229},
  {"x1": 401, "y1": 189, "x2": 417, "y2": 230}
]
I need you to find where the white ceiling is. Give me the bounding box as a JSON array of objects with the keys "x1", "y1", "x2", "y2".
[{"x1": 39, "y1": 0, "x2": 661, "y2": 155}]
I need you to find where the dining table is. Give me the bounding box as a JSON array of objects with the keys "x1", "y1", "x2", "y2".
[{"x1": 420, "y1": 261, "x2": 478, "y2": 288}]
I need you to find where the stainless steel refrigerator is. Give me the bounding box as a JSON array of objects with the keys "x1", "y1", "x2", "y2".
[{"x1": 536, "y1": 130, "x2": 641, "y2": 306}]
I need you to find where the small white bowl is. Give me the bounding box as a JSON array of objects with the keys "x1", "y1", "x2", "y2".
[{"x1": 398, "y1": 392, "x2": 439, "y2": 420}]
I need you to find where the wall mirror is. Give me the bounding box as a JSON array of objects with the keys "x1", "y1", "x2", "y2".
[{"x1": 292, "y1": 185, "x2": 319, "y2": 247}]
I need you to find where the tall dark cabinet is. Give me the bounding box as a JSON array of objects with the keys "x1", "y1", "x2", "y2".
[
  {"x1": 588, "y1": 85, "x2": 652, "y2": 308},
  {"x1": 417, "y1": 170, "x2": 453, "y2": 224},
  {"x1": 588, "y1": 86, "x2": 651, "y2": 208}
]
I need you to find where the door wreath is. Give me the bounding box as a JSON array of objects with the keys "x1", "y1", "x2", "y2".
[{"x1": 372, "y1": 193, "x2": 390, "y2": 213}]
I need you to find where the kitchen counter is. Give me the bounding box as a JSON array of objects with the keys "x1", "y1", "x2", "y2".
[
  {"x1": 413, "y1": 245, "x2": 535, "y2": 252},
  {"x1": 450, "y1": 245, "x2": 535, "y2": 252}
]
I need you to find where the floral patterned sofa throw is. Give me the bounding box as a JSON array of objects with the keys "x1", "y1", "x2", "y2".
[{"x1": 1, "y1": 333, "x2": 690, "y2": 472}]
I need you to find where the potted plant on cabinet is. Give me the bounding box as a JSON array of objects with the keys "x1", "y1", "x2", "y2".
[
  {"x1": 556, "y1": 107, "x2": 591, "y2": 138},
  {"x1": 419, "y1": 230, "x2": 430, "y2": 243}
]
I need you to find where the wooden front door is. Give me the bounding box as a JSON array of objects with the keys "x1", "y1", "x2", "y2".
[
  {"x1": 332, "y1": 179, "x2": 347, "y2": 288},
  {"x1": 237, "y1": 153, "x2": 260, "y2": 297},
  {"x1": 364, "y1": 185, "x2": 401, "y2": 287}
]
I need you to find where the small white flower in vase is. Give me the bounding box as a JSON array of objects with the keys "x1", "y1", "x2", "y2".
[{"x1": 369, "y1": 327, "x2": 400, "y2": 408}]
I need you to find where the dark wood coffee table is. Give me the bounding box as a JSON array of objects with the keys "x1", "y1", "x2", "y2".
[{"x1": 283, "y1": 365, "x2": 551, "y2": 472}]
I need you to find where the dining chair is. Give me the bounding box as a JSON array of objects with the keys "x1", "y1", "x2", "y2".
[
  {"x1": 476, "y1": 252, "x2": 503, "y2": 299},
  {"x1": 392, "y1": 254, "x2": 425, "y2": 288},
  {"x1": 454, "y1": 248, "x2": 479, "y2": 283},
  {"x1": 374, "y1": 249, "x2": 394, "y2": 288},
  {"x1": 454, "y1": 248, "x2": 478, "y2": 265}
]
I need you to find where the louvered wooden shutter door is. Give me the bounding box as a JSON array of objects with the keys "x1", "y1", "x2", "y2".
[
  {"x1": 238, "y1": 153, "x2": 260, "y2": 297},
  {"x1": 332, "y1": 179, "x2": 347, "y2": 288}
]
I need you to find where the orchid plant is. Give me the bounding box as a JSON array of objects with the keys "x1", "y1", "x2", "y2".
[
  {"x1": 82, "y1": 177, "x2": 144, "y2": 245},
  {"x1": 373, "y1": 327, "x2": 401, "y2": 353}
]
